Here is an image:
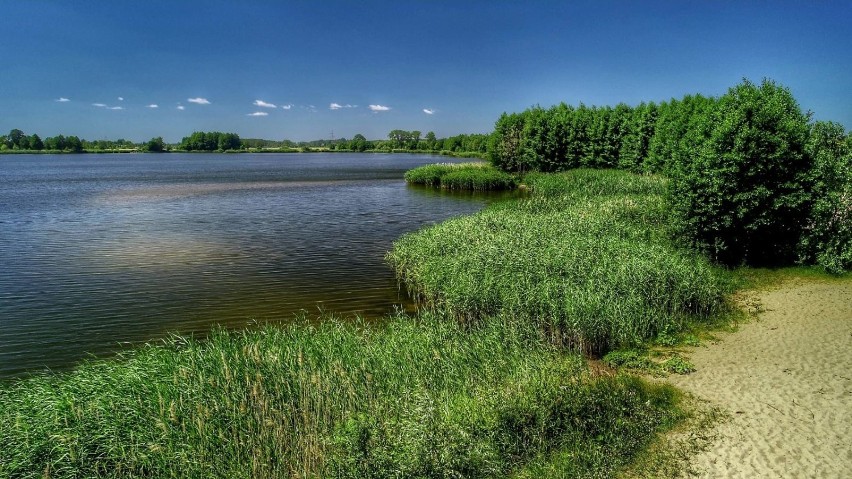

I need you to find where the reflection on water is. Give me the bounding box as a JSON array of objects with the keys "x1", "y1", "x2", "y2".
[{"x1": 0, "y1": 153, "x2": 505, "y2": 378}]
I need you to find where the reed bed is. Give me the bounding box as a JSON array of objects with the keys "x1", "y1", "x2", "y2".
[
  {"x1": 404, "y1": 162, "x2": 517, "y2": 190},
  {"x1": 388, "y1": 169, "x2": 732, "y2": 353},
  {"x1": 0, "y1": 314, "x2": 678, "y2": 478}
]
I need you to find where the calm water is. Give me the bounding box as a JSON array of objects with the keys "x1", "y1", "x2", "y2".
[{"x1": 0, "y1": 153, "x2": 499, "y2": 378}]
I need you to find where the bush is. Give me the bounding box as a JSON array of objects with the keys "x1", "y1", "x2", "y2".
[
  {"x1": 799, "y1": 121, "x2": 852, "y2": 273},
  {"x1": 667, "y1": 78, "x2": 812, "y2": 266}
]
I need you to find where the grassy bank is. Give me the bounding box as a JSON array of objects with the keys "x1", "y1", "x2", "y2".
[
  {"x1": 0, "y1": 314, "x2": 678, "y2": 478},
  {"x1": 389, "y1": 169, "x2": 732, "y2": 353},
  {"x1": 0, "y1": 168, "x2": 731, "y2": 477},
  {"x1": 405, "y1": 162, "x2": 517, "y2": 190}
]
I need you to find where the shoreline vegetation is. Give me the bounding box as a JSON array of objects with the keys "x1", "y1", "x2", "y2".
[
  {"x1": 0, "y1": 129, "x2": 489, "y2": 158},
  {"x1": 1, "y1": 78, "x2": 850, "y2": 477}
]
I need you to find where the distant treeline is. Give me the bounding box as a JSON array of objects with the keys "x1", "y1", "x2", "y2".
[
  {"x1": 488, "y1": 78, "x2": 852, "y2": 273},
  {"x1": 1, "y1": 129, "x2": 488, "y2": 155}
]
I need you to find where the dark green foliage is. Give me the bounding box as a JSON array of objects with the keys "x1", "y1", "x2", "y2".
[
  {"x1": 179, "y1": 131, "x2": 241, "y2": 151},
  {"x1": 645, "y1": 94, "x2": 718, "y2": 174},
  {"x1": 489, "y1": 112, "x2": 527, "y2": 172},
  {"x1": 799, "y1": 121, "x2": 852, "y2": 273},
  {"x1": 667, "y1": 79, "x2": 812, "y2": 266},
  {"x1": 405, "y1": 163, "x2": 517, "y2": 191},
  {"x1": 142, "y1": 136, "x2": 166, "y2": 152},
  {"x1": 484, "y1": 78, "x2": 850, "y2": 271},
  {"x1": 0, "y1": 315, "x2": 678, "y2": 478}
]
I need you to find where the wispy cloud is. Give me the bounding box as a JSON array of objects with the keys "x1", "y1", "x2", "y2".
[
  {"x1": 55, "y1": 97, "x2": 70, "y2": 102},
  {"x1": 147, "y1": 104, "x2": 159, "y2": 108},
  {"x1": 247, "y1": 111, "x2": 269, "y2": 117},
  {"x1": 330, "y1": 103, "x2": 357, "y2": 110},
  {"x1": 254, "y1": 100, "x2": 277, "y2": 108},
  {"x1": 281, "y1": 104, "x2": 293, "y2": 110},
  {"x1": 177, "y1": 105, "x2": 186, "y2": 110},
  {"x1": 423, "y1": 108, "x2": 435, "y2": 115},
  {"x1": 118, "y1": 97, "x2": 124, "y2": 101},
  {"x1": 93, "y1": 103, "x2": 123, "y2": 110},
  {"x1": 187, "y1": 97, "x2": 210, "y2": 105},
  {"x1": 369, "y1": 104, "x2": 390, "y2": 112}
]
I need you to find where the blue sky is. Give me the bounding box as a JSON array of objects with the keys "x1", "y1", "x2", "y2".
[{"x1": 2, "y1": 1, "x2": 850, "y2": 143}]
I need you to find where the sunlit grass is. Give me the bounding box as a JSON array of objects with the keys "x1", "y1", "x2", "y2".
[
  {"x1": 405, "y1": 162, "x2": 517, "y2": 190},
  {"x1": 388, "y1": 169, "x2": 732, "y2": 353},
  {"x1": 0, "y1": 314, "x2": 678, "y2": 478}
]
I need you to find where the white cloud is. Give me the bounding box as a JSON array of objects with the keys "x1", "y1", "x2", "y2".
[
  {"x1": 187, "y1": 97, "x2": 210, "y2": 105},
  {"x1": 369, "y1": 104, "x2": 390, "y2": 112},
  {"x1": 108, "y1": 106, "x2": 124, "y2": 110},
  {"x1": 330, "y1": 102, "x2": 343, "y2": 110},
  {"x1": 56, "y1": 97, "x2": 70, "y2": 102},
  {"x1": 281, "y1": 104, "x2": 293, "y2": 110},
  {"x1": 147, "y1": 104, "x2": 159, "y2": 108},
  {"x1": 423, "y1": 108, "x2": 435, "y2": 115},
  {"x1": 177, "y1": 105, "x2": 186, "y2": 110},
  {"x1": 118, "y1": 97, "x2": 124, "y2": 101},
  {"x1": 254, "y1": 100, "x2": 277, "y2": 108},
  {"x1": 92, "y1": 103, "x2": 107, "y2": 107},
  {"x1": 247, "y1": 111, "x2": 269, "y2": 117}
]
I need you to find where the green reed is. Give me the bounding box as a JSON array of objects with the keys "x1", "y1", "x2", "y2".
[
  {"x1": 404, "y1": 162, "x2": 517, "y2": 190},
  {"x1": 0, "y1": 313, "x2": 677, "y2": 478},
  {"x1": 388, "y1": 169, "x2": 732, "y2": 353}
]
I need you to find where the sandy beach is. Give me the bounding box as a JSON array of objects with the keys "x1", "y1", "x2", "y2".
[{"x1": 667, "y1": 278, "x2": 852, "y2": 478}]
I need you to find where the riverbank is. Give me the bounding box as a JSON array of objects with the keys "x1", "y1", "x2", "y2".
[{"x1": 667, "y1": 274, "x2": 852, "y2": 477}]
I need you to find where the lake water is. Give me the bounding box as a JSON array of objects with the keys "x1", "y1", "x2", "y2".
[{"x1": 0, "y1": 153, "x2": 499, "y2": 378}]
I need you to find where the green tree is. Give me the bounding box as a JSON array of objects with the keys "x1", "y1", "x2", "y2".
[
  {"x1": 668, "y1": 78, "x2": 812, "y2": 266},
  {"x1": 64, "y1": 136, "x2": 83, "y2": 152},
  {"x1": 425, "y1": 131, "x2": 437, "y2": 150},
  {"x1": 28, "y1": 134, "x2": 44, "y2": 150},
  {"x1": 488, "y1": 112, "x2": 527, "y2": 172},
  {"x1": 143, "y1": 137, "x2": 166, "y2": 152},
  {"x1": 799, "y1": 121, "x2": 852, "y2": 273},
  {"x1": 350, "y1": 134, "x2": 368, "y2": 152},
  {"x1": 7, "y1": 129, "x2": 25, "y2": 149}
]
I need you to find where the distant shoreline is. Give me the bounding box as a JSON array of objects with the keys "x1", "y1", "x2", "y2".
[{"x1": 0, "y1": 148, "x2": 487, "y2": 158}]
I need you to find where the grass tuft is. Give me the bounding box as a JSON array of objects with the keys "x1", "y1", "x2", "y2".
[{"x1": 405, "y1": 162, "x2": 517, "y2": 190}]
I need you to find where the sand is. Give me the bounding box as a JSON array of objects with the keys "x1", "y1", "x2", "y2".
[{"x1": 666, "y1": 278, "x2": 852, "y2": 478}]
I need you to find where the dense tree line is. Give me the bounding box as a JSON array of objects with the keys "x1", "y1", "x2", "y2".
[
  {"x1": 325, "y1": 130, "x2": 488, "y2": 154},
  {"x1": 178, "y1": 131, "x2": 241, "y2": 151},
  {"x1": 2, "y1": 129, "x2": 84, "y2": 152},
  {"x1": 488, "y1": 78, "x2": 852, "y2": 272}
]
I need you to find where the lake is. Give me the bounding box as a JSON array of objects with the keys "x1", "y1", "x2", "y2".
[{"x1": 0, "y1": 153, "x2": 500, "y2": 378}]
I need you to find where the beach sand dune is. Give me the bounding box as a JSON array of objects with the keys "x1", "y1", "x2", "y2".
[{"x1": 667, "y1": 279, "x2": 852, "y2": 478}]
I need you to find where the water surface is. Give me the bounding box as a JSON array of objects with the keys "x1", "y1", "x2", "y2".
[{"x1": 0, "y1": 153, "x2": 499, "y2": 377}]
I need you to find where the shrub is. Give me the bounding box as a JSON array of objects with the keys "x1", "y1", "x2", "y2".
[
  {"x1": 799, "y1": 121, "x2": 852, "y2": 273},
  {"x1": 667, "y1": 78, "x2": 812, "y2": 266}
]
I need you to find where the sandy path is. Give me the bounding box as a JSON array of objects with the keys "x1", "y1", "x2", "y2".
[{"x1": 667, "y1": 279, "x2": 852, "y2": 478}]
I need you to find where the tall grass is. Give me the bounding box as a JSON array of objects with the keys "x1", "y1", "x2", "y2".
[
  {"x1": 0, "y1": 314, "x2": 678, "y2": 478},
  {"x1": 388, "y1": 169, "x2": 732, "y2": 353},
  {"x1": 405, "y1": 162, "x2": 517, "y2": 190}
]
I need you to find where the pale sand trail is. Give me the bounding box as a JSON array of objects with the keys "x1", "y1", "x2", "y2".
[{"x1": 666, "y1": 279, "x2": 852, "y2": 478}]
